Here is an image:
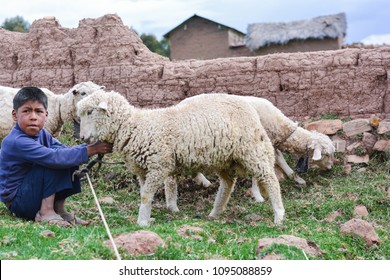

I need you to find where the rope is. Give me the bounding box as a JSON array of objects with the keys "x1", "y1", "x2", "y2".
[
  {"x1": 85, "y1": 172, "x2": 121, "y2": 260},
  {"x1": 72, "y1": 154, "x2": 124, "y2": 181}
]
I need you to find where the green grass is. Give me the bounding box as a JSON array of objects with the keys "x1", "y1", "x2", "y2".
[{"x1": 0, "y1": 123, "x2": 389, "y2": 260}]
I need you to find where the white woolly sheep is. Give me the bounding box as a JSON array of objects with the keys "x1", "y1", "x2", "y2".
[
  {"x1": 168, "y1": 94, "x2": 335, "y2": 207},
  {"x1": 77, "y1": 90, "x2": 285, "y2": 226},
  {"x1": 0, "y1": 81, "x2": 104, "y2": 139}
]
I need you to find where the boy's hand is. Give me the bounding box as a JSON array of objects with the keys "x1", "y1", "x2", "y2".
[{"x1": 87, "y1": 142, "x2": 113, "y2": 157}]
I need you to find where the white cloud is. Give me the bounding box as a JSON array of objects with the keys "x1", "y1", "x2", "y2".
[{"x1": 361, "y1": 34, "x2": 390, "y2": 45}]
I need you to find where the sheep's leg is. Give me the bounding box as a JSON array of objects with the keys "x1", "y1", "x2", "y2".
[
  {"x1": 209, "y1": 171, "x2": 236, "y2": 218},
  {"x1": 137, "y1": 173, "x2": 163, "y2": 227},
  {"x1": 164, "y1": 173, "x2": 211, "y2": 213},
  {"x1": 241, "y1": 145, "x2": 285, "y2": 224},
  {"x1": 164, "y1": 176, "x2": 180, "y2": 212},
  {"x1": 252, "y1": 149, "x2": 305, "y2": 202},
  {"x1": 256, "y1": 173, "x2": 285, "y2": 224},
  {"x1": 137, "y1": 175, "x2": 145, "y2": 188},
  {"x1": 275, "y1": 149, "x2": 306, "y2": 185},
  {"x1": 137, "y1": 192, "x2": 153, "y2": 227},
  {"x1": 251, "y1": 178, "x2": 265, "y2": 202},
  {"x1": 194, "y1": 172, "x2": 212, "y2": 187}
]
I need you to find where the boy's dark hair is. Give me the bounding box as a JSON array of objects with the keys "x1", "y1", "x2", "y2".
[{"x1": 13, "y1": 87, "x2": 48, "y2": 110}]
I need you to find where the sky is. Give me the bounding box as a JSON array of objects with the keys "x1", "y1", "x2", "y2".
[{"x1": 1, "y1": 0, "x2": 390, "y2": 45}]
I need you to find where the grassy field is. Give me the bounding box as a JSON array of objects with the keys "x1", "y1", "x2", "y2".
[{"x1": 0, "y1": 123, "x2": 389, "y2": 260}]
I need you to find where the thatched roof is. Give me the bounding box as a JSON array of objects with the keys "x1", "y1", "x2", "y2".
[{"x1": 246, "y1": 13, "x2": 347, "y2": 51}]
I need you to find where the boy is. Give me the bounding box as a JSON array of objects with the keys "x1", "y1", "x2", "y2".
[{"x1": 0, "y1": 87, "x2": 112, "y2": 227}]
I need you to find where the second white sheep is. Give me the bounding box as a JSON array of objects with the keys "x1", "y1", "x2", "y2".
[
  {"x1": 166, "y1": 94, "x2": 335, "y2": 209},
  {"x1": 0, "y1": 81, "x2": 104, "y2": 139}
]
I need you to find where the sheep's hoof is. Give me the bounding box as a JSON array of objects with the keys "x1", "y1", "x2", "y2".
[
  {"x1": 202, "y1": 180, "x2": 212, "y2": 188},
  {"x1": 251, "y1": 187, "x2": 266, "y2": 202},
  {"x1": 294, "y1": 176, "x2": 306, "y2": 185},
  {"x1": 274, "y1": 217, "x2": 283, "y2": 224},
  {"x1": 137, "y1": 220, "x2": 149, "y2": 227},
  {"x1": 273, "y1": 211, "x2": 285, "y2": 224},
  {"x1": 168, "y1": 205, "x2": 180, "y2": 212},
  {"x1": 137, "y1": 218, "x2": 154, "y2": 227},
  {"x1": 208, "y1": 211, "x2": 221, "y2": 220},
  {"x1": 253, "y1": 195, "x2": 265, "y2": 203},
  {"x1": 207, "y1": 215, "x2": 218, "y2": 221}
]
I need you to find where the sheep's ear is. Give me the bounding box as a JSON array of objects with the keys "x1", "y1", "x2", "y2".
[
  {"x1": 312, "y1": 148, "x2": 322, "y2": 161},
  {"x1": 98, "y1": 101, "x2": 108, "y2": 111}
]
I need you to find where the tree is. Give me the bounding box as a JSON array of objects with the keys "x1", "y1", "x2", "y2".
[
  {"x1": 140, "y1": 33, "x2": 170, "y2": 58},
  {"x1": 1, "y1": 16, "x2": 30, "y2": 32}
]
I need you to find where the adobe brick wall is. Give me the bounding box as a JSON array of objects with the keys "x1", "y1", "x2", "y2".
[{"x1": 0, "y1": 14, "x2": 389, "y2": 120}]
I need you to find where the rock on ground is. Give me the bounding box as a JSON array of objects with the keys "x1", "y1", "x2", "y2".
[
  {"x1": 105, "y1": 230, "x2": 166, "y2": 256},
  {"x1": 340, "y1": 218, "x2": 380, "y2": 247},
  {"x1": 353, "y1": 205, "x2": 369, "y2": 218},
  {"x1": 256, "y1": 235, "x2": 323, "y2": 258}
]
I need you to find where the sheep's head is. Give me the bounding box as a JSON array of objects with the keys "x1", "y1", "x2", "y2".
[
  {"x1": 71, "y1": 81, "x2": 105, "y2": 98},
  {"x1": 308, "y1": 131, "x2": 335, "y2": 170},
  {"x1": 77, "y1": 90, "x2": 128, "y2": 144},
  {"x1": 69, "y1": 81, "x2": 105, "y2": 121}
]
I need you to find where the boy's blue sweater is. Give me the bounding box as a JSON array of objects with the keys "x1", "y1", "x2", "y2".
[{"x1": 0, "y1": 124, "x2": 88, "y2": 203}]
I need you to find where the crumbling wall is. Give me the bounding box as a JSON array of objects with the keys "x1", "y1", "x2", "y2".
[{"x1": 0, "y1": 14, "x2": 389, "y2": 120}]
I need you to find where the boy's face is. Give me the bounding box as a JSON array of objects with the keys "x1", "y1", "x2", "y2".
[{"x1": 12, "y1": 100, "x2": 48, "y2": 137}]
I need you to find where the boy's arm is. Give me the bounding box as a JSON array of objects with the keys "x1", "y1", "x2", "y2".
[
  {"x1": 42, "y1": 129, "x2": 68, "y2": 149},
  {"x1": 44, "y1": 131, "x2": 113, "y2": 156},
  {"x1": 13, "y1": 134, "x2": 88, "y2": 168}
]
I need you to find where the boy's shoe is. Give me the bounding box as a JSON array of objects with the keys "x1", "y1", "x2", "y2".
[
  {"x1": 35, "y1": 212, "x2": 72, "y2": 227},
  {"x1": 60, "y1": 213, "x2": 90, "y2": 226}
]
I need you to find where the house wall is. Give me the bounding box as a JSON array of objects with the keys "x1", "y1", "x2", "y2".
[
  {"x1": 169, "y1": 20, "x2": 344, "y2": 60},
  {"x1": 169, "y1": 17, "x2": 251, "y2": 60}
]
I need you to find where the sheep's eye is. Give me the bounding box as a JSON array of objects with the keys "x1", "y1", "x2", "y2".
[
  {"x1": 87, "y1": 109, "x2": 93, "y2": 115},
  {"x1": 81, "y1": 92, "x2": 87, "y2": 96}
]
